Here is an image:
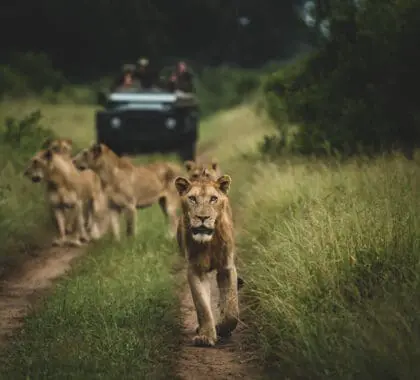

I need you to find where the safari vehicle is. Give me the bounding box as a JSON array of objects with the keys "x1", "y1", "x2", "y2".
[{"x1": 95, "y1": 90, "x2": 199, "y2": 161}]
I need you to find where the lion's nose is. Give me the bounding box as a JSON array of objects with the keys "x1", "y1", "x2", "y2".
[{"x1": 197, "y1": 216, "x2": 210, "y2": 223}]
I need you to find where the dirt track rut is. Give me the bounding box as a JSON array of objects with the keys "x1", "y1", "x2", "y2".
[
  {"x1": 0, "y1": 246, "x2": 84, "y2": 348},
  {"x1": 178, "y1": 272, "x2": 259, "y2": 380}
]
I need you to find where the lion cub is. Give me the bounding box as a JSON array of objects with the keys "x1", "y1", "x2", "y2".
[{"x1": 175, "y1": 173, "x2": 239, "y2": 347}]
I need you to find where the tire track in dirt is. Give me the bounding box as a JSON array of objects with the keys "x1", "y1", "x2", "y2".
[
  {"x1": 0, "y1": 246, "x2": 84, "y2": 348},
  {"x1": 176, "y1": 144, "x2": 261, "y2": 380}
]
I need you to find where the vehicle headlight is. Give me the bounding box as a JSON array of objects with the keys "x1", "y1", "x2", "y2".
[
  {"x1": 165, "y1": 118, "x2": 176, "y2": 129},
  {"x1": 110, "y1": 117, "x2": 121, "y2": 128}
]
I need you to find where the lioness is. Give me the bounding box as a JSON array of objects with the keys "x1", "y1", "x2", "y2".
[
  {"x1": 175, "y1": 174, "x2": 239, "y2": 347},
  {"x1": 184, "y1": 159, "x2": 221, "y2": 181},
  {"x1": 42, "y1": 137, "x2": 73, "y2": 157},
  {"x1": 39, "y1": 138, "x2": 108, "y2": 237},
  {"x1": 72, "y1": 143, "x2": 181, "y2": 240},
  {"x1": 24, "y1": 149, "x2": 103, "y2": 246}
]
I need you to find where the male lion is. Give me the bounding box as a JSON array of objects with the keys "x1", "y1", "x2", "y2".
[
  {"x1": 24, "y1": 148, "x2": 104, "y2": 246},
  {"x1": 72, "y1": 143, "x2": 181, "y2": 240},
  {"x1": 175, "y1": 174, "x2": 239, "y2": 347},
  {"x1": 184, "y1": 163, "x2": 245, "y2": 290}
]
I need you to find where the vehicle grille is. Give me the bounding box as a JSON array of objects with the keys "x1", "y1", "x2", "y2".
[{"x1": 123, "y1": 112, "x2": 167, "y2": 134}]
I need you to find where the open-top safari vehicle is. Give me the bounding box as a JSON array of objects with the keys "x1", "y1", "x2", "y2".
[{"x1": 95, "y1": 89, "x2": 199, "y2": 161}]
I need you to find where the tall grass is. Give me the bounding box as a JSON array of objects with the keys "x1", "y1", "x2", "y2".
[{"x1": 237, "y1": 154, "x2": 420, "y2": 379}]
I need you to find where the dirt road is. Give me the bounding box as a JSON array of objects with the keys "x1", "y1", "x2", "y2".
[
  {"x1": 0, "y1": 246, "x2": 84, "y2": 348},
  {"x1": 0, "y1": 141, "x2": 261, "y2": 379}
]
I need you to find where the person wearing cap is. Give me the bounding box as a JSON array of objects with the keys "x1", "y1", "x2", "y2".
[
  {"x1": 167, "y1": 61, "x2": 195, "y2": 93},
  {"x1": 134, "y1": 57, "x2": 159, "y2": 89}
]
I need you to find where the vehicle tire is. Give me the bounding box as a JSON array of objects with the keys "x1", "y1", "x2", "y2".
[{"x1": 178, "y1": 141, "x2": 196, "y2": 162}]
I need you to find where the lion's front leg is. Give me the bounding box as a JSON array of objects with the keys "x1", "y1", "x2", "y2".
[
  {"x1": 216, "y1": 265, "x2": 239, "y2": 338},
  {"x1": 52, "y1": 207, "x2": 67, "y2": 247},
  {"x1": 109, "y1": 208, "x2": 121, "y2": 241},
  {"x1": 188, "y1": 266, "x2": 217, "y2": 347},
  {"x1": 67, "y1": 202, "x2": 89, "y2": 246},
  {"x1": 125, "y1": 204, "x2": 137, "y2": 236}
]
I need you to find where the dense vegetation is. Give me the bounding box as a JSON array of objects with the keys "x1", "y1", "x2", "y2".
[
  {"x1": 260, "y1": 0, "x2": 420, "y2": 157},
  {"x1": 1, "y1": 1, "x2": 420, "y2": 379}
]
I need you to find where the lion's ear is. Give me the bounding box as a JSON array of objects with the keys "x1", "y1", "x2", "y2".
[
  {"x1": 184, "y1": 160, "x2": 195, "y2": 172},
  {"x1": 92, "y1": 143, "x2": 103, "y2": 158},
  {"x1": 211, "y1": 160, "x2": 218, "y2": 171},
  {"x1": 43, "y1": 149, "x2": 53, "y2": 161},
  {"x1": 65, "y1": 138, "x2": 73, "y2": 146},
  {"x1": 175, "y1": 176, "x2": 191, "y2": 196},
  {"x1": 217, "y1": 175, "x2": 231, "y2": 194},
  {"x1": 41, "y1": 137, "x2": 52, "y2": 149}
]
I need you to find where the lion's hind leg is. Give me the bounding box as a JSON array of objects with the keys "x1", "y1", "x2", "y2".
[
  {"x1": 187, "y1": 266, "x2": 217, "y2": 347},
  {"x1": 216, "y1": 266, "x2": 239, "y2": 338}
]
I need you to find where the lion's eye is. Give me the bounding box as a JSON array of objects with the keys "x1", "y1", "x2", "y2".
[
  {"x1": 188, "y1": 196, "x2": 197, "y2": 203},
  {"x1": 210, "y1": 196, "x2": 218, "y2": 203}
]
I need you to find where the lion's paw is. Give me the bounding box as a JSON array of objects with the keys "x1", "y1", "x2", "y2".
[
  {"x1": 52, "y1": 238, "x2": 65, "y2": 247},
  {"x1": 66, "y1": 238, "x2": 84, "y2": 247},
  {"x1": 192, "y1": 334, "x2": 216, "y2": 347}
]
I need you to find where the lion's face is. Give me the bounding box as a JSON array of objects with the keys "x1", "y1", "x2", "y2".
[
  {"x1": 184, "y1": 160, "x2": 220, "y2": 181},
  {"x1": 72, "y1": 148, "x2": 91, "y2": 171},
  {"x1": 43, "y1": 138, "x2": 73, "y2": 157},
  {"x1": 73, "y1": 143, "x2": 108, "y2": 170},
  {"x1": 24, "y1": 151, "x2": 48, "y2": 183},
  {"x1": 175, "y1": 175, "x2": 231, "y2": 243}
]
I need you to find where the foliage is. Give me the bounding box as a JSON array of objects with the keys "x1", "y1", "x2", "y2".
[
  {"x1": 0, "y1": 111, "x2": 56, "y2": 267},
  {"x1": 260, "y1": 0, "x2": 420, "y2": 156},
  {"x1": 195, "y1": 66, "x2": 262, "y2": 116}
]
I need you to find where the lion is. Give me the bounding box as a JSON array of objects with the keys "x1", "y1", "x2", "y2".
[
  {"x1": 38, "y1": 138, "x2": 109, "y2": 236},
  {"x1": 175, "y1": 174, "x2": 239, "y2": 347},
  {"x1": 72, "y1": 143, "x2": 181, "y2": 240},
  {"x1": 24, "y1": 148, "x2": 105, "y2": 246},
  {"x1": 42, "y1": 137, "x2": 73, "y2": 157},
  {"x1": 184, "y1": 159, "x2": 221, "y2": 181},
  {"x1": 184, "y1": 163, "x2": 244, "y2": 291}
]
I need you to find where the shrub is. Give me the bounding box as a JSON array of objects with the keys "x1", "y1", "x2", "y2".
[
  {"x1": 261, "y1": 0, "x2": 420, "y2": 157},
  {"x1": 0, "y1": 110, "x2": 56, "y2": 270}
]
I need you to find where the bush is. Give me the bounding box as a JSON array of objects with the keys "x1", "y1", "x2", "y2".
[
  {"x1": 261, "y1": 0, "x2": 420, "y2": 157},
  {"x1": 195, "y1": 65, "x2": 262, "y2": 117},
  {"x1": 238, "y1": 155, "x2": 420, "y2": 379},
  {"x1": 0, "y1": 52, "x2": 67, "y2": 99},
  {"x1": 0, "y1": 110, "x2": 56, "y2": 270}
]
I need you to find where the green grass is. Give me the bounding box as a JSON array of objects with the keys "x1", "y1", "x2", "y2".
[
  {"x1": 8, "y1": 97, "x2": 420, "y2": 380},
  {"x1": 0, "y1": 99, "x2": 271, "y2": 378},
  {"x1": 235, "y1": 154, "x2": 420, "y2": 379},
  {"x1": 0, "y1": 207, "x2": 181, "y2": 379}
]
